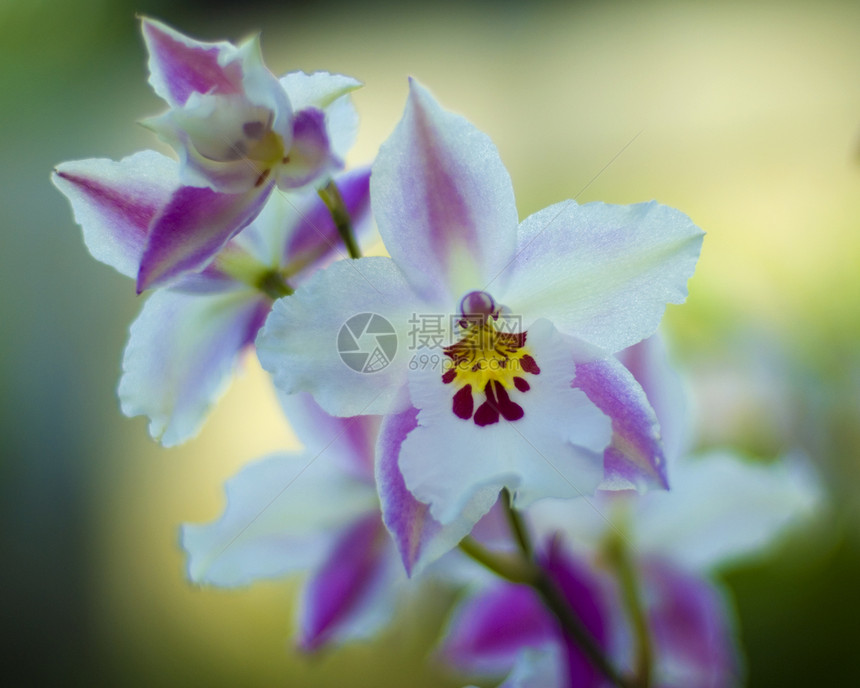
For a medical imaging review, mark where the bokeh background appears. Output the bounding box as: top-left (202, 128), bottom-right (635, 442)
top-left (2, 0), bottom-right (859, 684)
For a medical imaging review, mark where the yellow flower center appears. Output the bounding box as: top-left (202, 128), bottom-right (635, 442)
top-left (442, 313), bottom-right (540, 426)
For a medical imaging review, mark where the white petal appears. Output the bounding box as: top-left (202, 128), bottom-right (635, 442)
top-left (118, 287), bottom-right (267, 446)
top-left (498, 200), bottom-right (703, 354)
top-left (635, 451), bottom-right (821, 570)
top-left (181, 451), bottom-right (378, 586)
top-left (256, 257), bottom-right (432, 416)
top-left (371, 80), bottom-right (519, 302)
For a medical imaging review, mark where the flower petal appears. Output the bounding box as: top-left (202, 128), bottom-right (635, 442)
top-left (376, 406), bottom-right (479, 576)
top-left (52, 151), bottom-right (178, 278)
top-left (298, 513), bottom-right (393, 651)
top-left (277, 391), bottom-right (379, 481)
top-left (401, 319), bottom-right (610, 526)
top-left (616, 334), bottom-right (692, 466)
top-left (370, 79), bottom-right (518, 302)
top-left (540, 538), bottom-right (609, 688)
top-left (141, 17), bottom-right (244, 106)
top-left (279, 71), bottom-right (362, 160)
top-left (118, 287), bottom-right (268, 446)
top-left (641, 558), bottom-right (740, 688)
top-left (181, 451), bottom-right (378, 586)
top-left (440, 582), bottom-right (556, 675)
top-left (573, 354), bottom-right (668, 492)
top-left (256, 256), bottom-right (425, 417)
top-left (136, 181), bottom-right (271, 292)
top-left (634, 451), bottom-right (820, 571)
top-left (276, 108), bottom-right (340, 189)
top-left (499, 200), bottom-right (704, 354)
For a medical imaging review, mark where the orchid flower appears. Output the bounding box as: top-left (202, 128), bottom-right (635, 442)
top-left (446, 336), bottom-right (820, 688)
top-left (181, 392), bottom-right (475, 649)
top-left (257, 80), bottom-right (704, 561)
top-left (53, 151), bottom-right (371, 445)
top-left (55, 18), bottom-right (361, 293)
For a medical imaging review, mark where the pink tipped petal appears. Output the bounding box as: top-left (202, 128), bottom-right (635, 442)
top-left (181, 451), bottom-right (378, 586)
top-left (370, 79), bottom-right (518, 301)
top-left (52, 151), bottom-right (178, 278)
top-left (641, 559), bottom-right (740, 688)
top-left (299, 513), bottom-right (390, 651)
top-left (141, 18), bottom-right (243, 106)
top-left (136, 182), bottom-right (271, 292)
top-left (118, 288), bottom-right (268, 446)
top-left (440, 582), bottom-right (556, 675)
top-left (573, 355), bottom-right (668, 492)
top-left (256, 256), bottom-right (423, 417)
top-left (376, 406), bottom-right (479, 575)
top-left (500, 200), bottom-right (704, 354)
top-left (276, 108), bottom-right (339, 189)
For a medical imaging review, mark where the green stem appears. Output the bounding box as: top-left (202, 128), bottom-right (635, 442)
top-left (318, 179), bottom-right (361, 259)
top-left (606, 532), bottom-right (653, 688)
top-left (458, 536), bottom-right (535, 584)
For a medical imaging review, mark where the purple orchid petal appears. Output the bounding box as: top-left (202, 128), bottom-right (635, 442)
top-left (641, 558), bottom-right (740, 688)
top-left (136, 181), bottom-right (271, 292)
top-left (283, 167), bottom-right (372, 274)
top-left (617, 334), bottom-right (692, 466)
top-left (141, 17), bottom-right (243, 107)
top-left (540, 538), bottom-right (610, 688)
top-left (376, 405), bottom-right (482, 576)
top-left (276, 108), bottom-right (339, 189)
top-left (118, 287), bottom-right (269, 446)
top-left (370, 79), bottom-right (519, 302)
top-left (279, 71), bottom-right (362, 160)
top-left (298, 512), bottom-right (389, 652)
top-left (573, 355), bottom-right (669, 492)
top-left (52, 151), bottom-right (178, 279)
top-left (440, 582), bottom-right (556, 676)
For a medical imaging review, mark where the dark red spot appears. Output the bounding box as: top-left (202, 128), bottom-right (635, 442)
top-left (491, 380), bottom-right (524, 421)
top-left (474, 401), bottom-right (500, 426)
top-left (513, 376), bottom-right (530, 392)
top-left (452, 385), bottom-right (474, 420)
top-left (442, 369), bottom-right (457, 384)
top-left (521, 354), bottom-right (541, 375)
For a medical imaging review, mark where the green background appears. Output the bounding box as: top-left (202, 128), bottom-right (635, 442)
top-left (2, 0), bottom-right (859, 684)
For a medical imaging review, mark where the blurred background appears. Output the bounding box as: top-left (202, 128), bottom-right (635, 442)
top-left (2, 0), bottom-right (859, 684)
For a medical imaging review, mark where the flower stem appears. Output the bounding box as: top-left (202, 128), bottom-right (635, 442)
top-left (318, 179), bottom-right (361, 259)
top-left (458, 536), bottom-right (535, 584)
top-left (606, 531), bottom-right (653, 688)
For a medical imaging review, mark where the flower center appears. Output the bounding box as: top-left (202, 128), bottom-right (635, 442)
top-left (442, 291), bottom-right (541, 426)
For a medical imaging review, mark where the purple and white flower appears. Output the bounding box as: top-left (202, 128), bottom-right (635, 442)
top-left (53, 152), bottom-right (371, 445)
top-left (257, 80), bottom-right (704, 557)
top-left (55, 18), bottom-right (361, 293)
